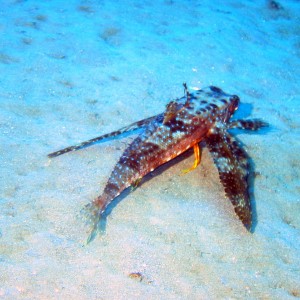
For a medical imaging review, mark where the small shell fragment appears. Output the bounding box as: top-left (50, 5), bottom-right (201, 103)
top-left (128, 272), bottom-right (143, 282)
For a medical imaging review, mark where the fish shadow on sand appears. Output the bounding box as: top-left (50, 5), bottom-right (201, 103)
top-left (94, 120), bottom-right (270, 237)
top-left (96, 148), bottom-right (194, 235)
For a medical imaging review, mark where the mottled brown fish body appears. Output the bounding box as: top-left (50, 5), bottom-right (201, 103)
top-left (95, 122), bottom-right (211, 209)
top-left (93, 87), bottom-right (234, 213)
top-left (48, 85), bottom-right (268, 242)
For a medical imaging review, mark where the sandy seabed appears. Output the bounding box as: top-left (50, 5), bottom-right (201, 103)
top-left (0, 1), bottom-right (300, 299)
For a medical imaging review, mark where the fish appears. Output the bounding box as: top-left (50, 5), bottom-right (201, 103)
top-left (48, 84), bottom-right (268, 243)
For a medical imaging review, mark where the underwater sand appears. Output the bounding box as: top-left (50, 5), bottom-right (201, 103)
top-left (0, 0), bottom-right (300, 299)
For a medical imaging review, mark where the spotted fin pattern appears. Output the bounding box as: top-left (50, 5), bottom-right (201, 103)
top-left (48, 114), bottom-right (163, 158)
top-left (205, 129), bottom-right (252, 228)
top-left (228, 119), bottom-right (269, 131)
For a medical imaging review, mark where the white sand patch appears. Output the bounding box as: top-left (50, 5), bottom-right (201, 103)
top-left (1, 0), bottom-right (299, 299)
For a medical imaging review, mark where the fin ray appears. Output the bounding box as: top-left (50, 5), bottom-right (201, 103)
top-left (182, 144), bottom-right (202, 174)
top-left (205, 129), bottom-right (252, 230)
top-left (228, 119), bottom-right (268, 131)
top-left (80, 202), bottom-right (102, 244)
top-left (48, 113), bottom-right (163, 158)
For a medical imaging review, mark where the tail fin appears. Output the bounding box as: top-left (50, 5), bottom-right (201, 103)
top-left (80, 202), bottom-right (102, 244)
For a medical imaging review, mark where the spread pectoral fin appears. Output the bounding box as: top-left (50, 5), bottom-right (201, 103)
top-left (228, 119), bottom-right (268, 131)
top-left (204, 129), bottom-right (252, 230)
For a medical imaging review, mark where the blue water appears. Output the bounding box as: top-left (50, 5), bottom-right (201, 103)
top-left (0, 1), bottom-right (299, 299)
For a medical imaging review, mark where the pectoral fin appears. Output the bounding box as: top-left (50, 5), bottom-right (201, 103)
top-left (228, 119), bottom-right (268, 131)
top-left (205, 129), bottom-right (252, 230)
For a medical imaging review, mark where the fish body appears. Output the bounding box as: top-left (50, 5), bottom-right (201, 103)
top-left (48, 84), bottom-right (267, 242)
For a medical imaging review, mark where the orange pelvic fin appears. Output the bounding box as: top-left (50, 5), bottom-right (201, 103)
top-left (182, 144), bottom-right (201, 174)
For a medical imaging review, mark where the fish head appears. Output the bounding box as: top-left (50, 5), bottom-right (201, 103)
top-left (161, 85), bottom-right (241, 138)
top-left (190, 86), bottom-right (240, 124)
